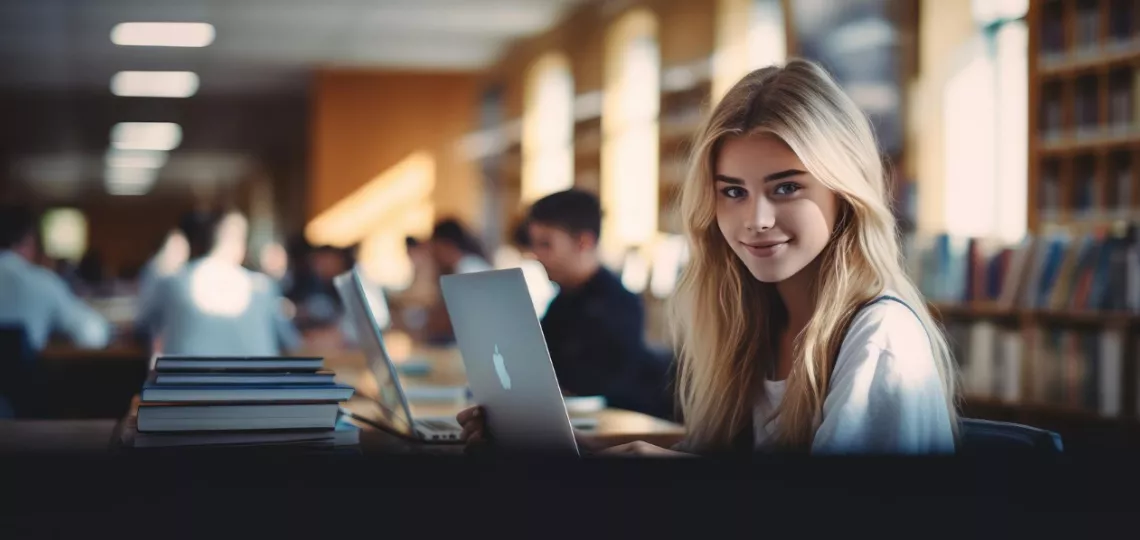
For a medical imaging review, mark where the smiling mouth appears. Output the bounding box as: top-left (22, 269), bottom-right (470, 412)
top-left (741, 240), bottom-right (790, 257)
top-left (742, 240), bottom-right (790, 249)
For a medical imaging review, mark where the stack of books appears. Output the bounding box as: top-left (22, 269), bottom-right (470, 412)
top-left (118, 355), bottom-right (360, 452)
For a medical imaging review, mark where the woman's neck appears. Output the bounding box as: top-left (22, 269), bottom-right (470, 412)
top-left (775, 258), bottom-right (821, 332)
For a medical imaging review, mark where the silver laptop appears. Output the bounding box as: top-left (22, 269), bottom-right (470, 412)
top-left (440, 268), bottom-right (580, 456)
top-left (334, 270), bottom-right (464, 442)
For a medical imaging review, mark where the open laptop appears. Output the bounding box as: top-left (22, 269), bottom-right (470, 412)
top-left (440, 268), bottom-right (581, 456)
top-left (333, 270), bottom-right (464, 442)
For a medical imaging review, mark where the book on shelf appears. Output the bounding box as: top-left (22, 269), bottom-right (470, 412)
top-left (1028, 326), bottom-right (1123, 416)
top-left (1074, 78), bottom-right (1100, 139)
top-left (1074, 4), bottom-right (1100, 56)
top-left (946, 321), bottom-right (1022, 403)
top-left (949, 319), bottom-right (1123, 417)
top-left (1108, 0), bottom-right (1135, 46)
top-left (917, 222), bottom-right (1140, 314)
top-left (1135, 68), bottom-right (1140, 128)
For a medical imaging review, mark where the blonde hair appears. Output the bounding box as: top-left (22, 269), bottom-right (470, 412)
top-left (671, 59), bottom-right (959, 452)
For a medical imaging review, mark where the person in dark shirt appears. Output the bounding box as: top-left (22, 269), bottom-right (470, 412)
top-left (526, 189), bottom-right (673, 419)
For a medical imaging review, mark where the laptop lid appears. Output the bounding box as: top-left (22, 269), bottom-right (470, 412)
top-left (439, 268), bottom-right (578, 456)
top-left (333, 270), bottom-right (416, 438)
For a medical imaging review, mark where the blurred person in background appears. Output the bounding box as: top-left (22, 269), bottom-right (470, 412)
top-left (75, 250), bottom-right (108, 296)
top-left (136, 210), bottom-right (301, 356)
top-left (524, 189), bottom-right (672, 418)
top-left (389, 236), bottom-right (438, 338)
top-left (258, 240), bottom-right (292, 292)
top-left (137, 229), bottom-right (189, 304)
top-left (0, 205), bottom-right (111, 352)
top-left (421, 219), bottom-right (492, 344)
top-left (429, 218), bottom-right (492, 275)
top-left (289, 244), bottom-right (352, 329)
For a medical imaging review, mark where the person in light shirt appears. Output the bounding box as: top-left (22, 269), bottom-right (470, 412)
top-left (458, 60), bottom-right (958, 456)
top-left (428, 218), bottom-right (492, 275)
top-left (136, 210), bottom-right (301, 356)
top-left (0, 206), bottom-right (111, 352)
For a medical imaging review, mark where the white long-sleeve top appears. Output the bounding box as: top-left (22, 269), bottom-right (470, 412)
top-left (753, 293), bottom-right (956, 454)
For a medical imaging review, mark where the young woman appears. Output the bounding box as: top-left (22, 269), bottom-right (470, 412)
top-left (458, 59), bottom-right (959, 455)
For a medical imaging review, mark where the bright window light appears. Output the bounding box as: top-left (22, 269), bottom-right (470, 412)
top-left (111, 71), bottom-right (199, 98)
top-left (104, 148), bottom-right (168, 169)
top-left (111, 122), bottom-right (182, 151)
top-left (522, 53), bottom-right (574, 204)
top-left (111, 22), bottom-right (215, 47)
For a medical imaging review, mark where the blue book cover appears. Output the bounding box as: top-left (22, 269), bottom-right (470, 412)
top-left (1036, 235), bottom-right (1068, 309)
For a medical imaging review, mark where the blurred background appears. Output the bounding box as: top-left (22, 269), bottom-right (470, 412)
top-left (2, 0), bottom-right (1139, 449)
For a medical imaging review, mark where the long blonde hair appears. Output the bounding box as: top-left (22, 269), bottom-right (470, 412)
top-left (671, 59), bottom-right (959, 452)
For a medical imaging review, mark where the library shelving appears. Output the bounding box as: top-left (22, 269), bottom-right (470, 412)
top-left (923, 1), bottom-right (1140, 446)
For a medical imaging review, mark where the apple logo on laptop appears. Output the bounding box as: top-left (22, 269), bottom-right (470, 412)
top-left (492, 344), bottom-right (512, 390)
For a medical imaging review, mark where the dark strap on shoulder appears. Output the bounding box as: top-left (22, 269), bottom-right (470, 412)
top-left (869, 295), bottom-right (923, 326)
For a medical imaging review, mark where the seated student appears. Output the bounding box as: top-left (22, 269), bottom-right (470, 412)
top-left (459, 59), bottom-right (958, 455)
top-left (522, 189), bottom-right (672, 418)
top-left (137, 210), bottom-right (301, 356)
top-left (0, 206), bottom-right (111, 352)
top-left (137, 229), bottom-right (190, 308)
top-left (429, 219), bottom-right (492, 275)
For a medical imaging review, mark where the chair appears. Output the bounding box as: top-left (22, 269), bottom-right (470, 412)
top-left (958, 418), bottom-right (1064, 455)
top-left (0, 325), bottom-right (35, 418)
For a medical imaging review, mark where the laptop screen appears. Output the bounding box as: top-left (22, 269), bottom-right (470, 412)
top-left (333, 270), bottom-right (414, 437)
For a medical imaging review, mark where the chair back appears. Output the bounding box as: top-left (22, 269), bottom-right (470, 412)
top-left (959, 417), bottom-right (1064, 455)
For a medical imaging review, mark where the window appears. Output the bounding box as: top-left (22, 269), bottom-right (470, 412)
top-left (942, 5), bottom-right (1027, 242)
top-left (40, 208), bottom-right (87, 262)
top-left (522, 53), bottom-right (574, 205)
top-left (714, 0), bottom-right (787, 100)
top-left (602, 9), bottom-right (660, 261)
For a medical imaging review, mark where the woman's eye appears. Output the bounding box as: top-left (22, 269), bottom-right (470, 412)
top-left (720, 186), bottom-right (746, 199)
top-left (773, 182), bottom-right (802, 196)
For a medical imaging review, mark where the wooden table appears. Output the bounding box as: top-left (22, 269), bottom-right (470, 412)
top-left (307, 330), bottom-right (686, 451)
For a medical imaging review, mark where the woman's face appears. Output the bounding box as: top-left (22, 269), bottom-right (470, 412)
top-left (714, 133), bottom-right (839, 283)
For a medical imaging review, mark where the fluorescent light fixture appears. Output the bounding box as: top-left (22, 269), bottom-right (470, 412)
top-left (111, 71), bottom-right (199, 98)
top-left (111, 122), bottom-right (182, 151)
top-left (105, 167), bottom-right (157, 186)
top-left (104, 149), bottom-right (168, 169)
top-left (106, 184), bottom-right (151, 196)
top-left (105, 167), bottom-right (158, 196)
top-left (111, 22), bottom-right (215, 47)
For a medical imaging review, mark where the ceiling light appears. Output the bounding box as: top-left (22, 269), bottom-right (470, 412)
top-left (105, 167), bottom-right (158, 186)
top-left (111, 122), bottom-right (182, 151)
top-left (111, 71), bottom-right (199, 98)
top-left (105, 167), bottom-right (157, 196)
top-left (104, 149), bottom-right (168, 169)
top-left (111, 22), bottom-right (215, 47)
top-left (106, 184), bottom-right (152, 196)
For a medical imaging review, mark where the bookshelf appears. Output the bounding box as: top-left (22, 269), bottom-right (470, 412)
top-left (1030, 0), bottom-right (1140, 228)
top-left (917, 0), bottom-right (1140, 444)
top-left (657, 57), bottom-right (713, 236)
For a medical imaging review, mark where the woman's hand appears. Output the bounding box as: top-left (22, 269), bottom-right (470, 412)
top-left (456, 405), bottom-right (486, 444)
top-left (599, 440), bottom-right (694, 457)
